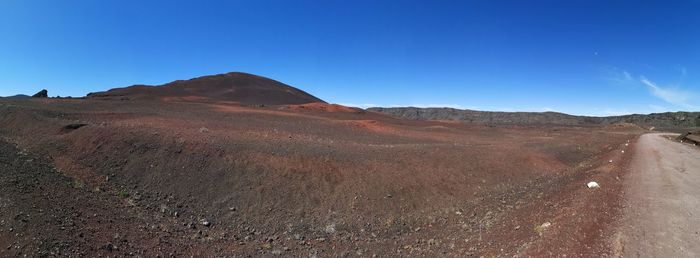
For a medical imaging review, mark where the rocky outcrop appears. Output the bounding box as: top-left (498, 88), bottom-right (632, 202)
top-left (31, 89), bottom-right (48, 98)
top-left (678, 131), bottom-right (700, 144)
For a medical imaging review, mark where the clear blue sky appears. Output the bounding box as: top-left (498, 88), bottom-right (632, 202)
top-left (1, 0), bottom-right (698, 116)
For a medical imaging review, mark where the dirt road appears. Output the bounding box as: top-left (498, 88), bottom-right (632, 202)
top-left (619, 133), bottom-right (700, 257)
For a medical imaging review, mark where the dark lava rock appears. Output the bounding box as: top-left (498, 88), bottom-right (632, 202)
top-left (64, 124), bottom-right (88, 130)
top-left (31, 89), bottom-right (48, 98)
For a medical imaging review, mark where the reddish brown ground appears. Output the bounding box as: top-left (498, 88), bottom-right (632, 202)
top-left (0, 98), bottom-right (643, 257)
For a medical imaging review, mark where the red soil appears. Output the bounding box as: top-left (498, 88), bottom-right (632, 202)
top-left (338, 120), bottom-right (397, 134)
top-left (0, 98), bottom-right (644, 257)
top-left (603, 122), bottom-right (646, 131)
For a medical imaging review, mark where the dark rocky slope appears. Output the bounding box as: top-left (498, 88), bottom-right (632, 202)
top-left (369, 107), bottom-right (700, 128)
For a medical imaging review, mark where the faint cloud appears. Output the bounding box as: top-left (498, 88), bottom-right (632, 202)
top-left (578, 107), bottom-right (639, 117)
top-left (391, 104), bottom-right (474, 109)
top-left (639, 76), bottom-right (694, 108)
top-left (337, 103), bottom-right (379, 109)
top-left (599, 108), bottom-right (633, 116)
top-left (603, 66), bottom-right (634, 85)
top-left (405, 104), bottom-right (468, 109)
top-left (648, 104), bottom-right (670, 113)
top-left (491, 107), bottom-right (517, 112)
top-left (340, 103), bottom-right (474, 110)
top-left (680, 66), bottom-right (688, 76)
top-left (622, 71), bottom-right (632, 81)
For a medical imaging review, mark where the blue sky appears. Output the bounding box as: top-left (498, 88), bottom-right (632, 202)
top-left (0, 0), bottom-right (698, 116)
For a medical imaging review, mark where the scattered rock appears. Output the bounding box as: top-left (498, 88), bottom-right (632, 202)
top-left (101, 243), bottom-right (118, 252)
top-left (293, 233), bottom-right (303, 240)
top-left (324, 223), bottom-right (336, 234)
top-left (159, 204), bottom-right (169, 213)
top-left (199, 127), bottom-right (209, 133)
top-left (587, 181), bottom-right (600, 189)
top-left (534, 222), bottom-right (551, 234)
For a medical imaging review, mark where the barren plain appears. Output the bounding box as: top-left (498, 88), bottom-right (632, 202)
top-left (0, 95), bottom-right (645, 257)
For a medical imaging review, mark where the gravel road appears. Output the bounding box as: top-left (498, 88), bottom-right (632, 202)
top-left (618, 133), bottom-right (700, 257)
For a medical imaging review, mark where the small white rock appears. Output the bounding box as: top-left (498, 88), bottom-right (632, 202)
top-left (587, 181), bottom-right (600, 188)
top-left (324, 224), bottom-right (336, 234)
top-left (609, 160), bottom-right (613, 163)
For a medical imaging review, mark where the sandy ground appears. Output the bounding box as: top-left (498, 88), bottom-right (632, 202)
top-left (618, 133), bottom-right (700, 257)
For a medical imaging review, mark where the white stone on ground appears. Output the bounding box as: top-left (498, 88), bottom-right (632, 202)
top-left (587, 181), bottom-right (600, 188)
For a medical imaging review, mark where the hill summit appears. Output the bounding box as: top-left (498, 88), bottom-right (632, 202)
top-left (87, 72), bottom-right (325, 105)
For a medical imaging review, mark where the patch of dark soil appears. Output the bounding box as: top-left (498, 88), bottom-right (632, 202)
top-left (62, 123), bottom-right (88, 131)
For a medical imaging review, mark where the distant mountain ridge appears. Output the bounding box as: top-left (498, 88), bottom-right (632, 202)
top-left (368, 107), bottom-right (700, 128)
top-left (87, 72), bottom-right (325, 105)
top-left (1, 94), bottom-right (30, 99)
